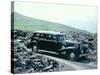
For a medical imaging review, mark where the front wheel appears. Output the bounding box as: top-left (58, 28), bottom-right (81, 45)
top-left (67, 51), bottom-right (79, 61)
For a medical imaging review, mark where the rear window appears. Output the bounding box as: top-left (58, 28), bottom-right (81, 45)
top-left (34, 33), bottom-right (40, 37)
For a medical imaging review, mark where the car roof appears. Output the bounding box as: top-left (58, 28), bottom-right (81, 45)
top-left (35, 31), bottom-right (65, 35)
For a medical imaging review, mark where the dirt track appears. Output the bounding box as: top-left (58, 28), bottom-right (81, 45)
top-left (37, 50), bottom-right (97, 71)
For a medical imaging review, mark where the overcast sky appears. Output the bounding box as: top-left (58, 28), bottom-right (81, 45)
top-left (14, 1), bottom-right (97, 33)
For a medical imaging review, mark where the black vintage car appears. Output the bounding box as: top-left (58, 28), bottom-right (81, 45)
top-left (27, 31), bottom-right (91, 61)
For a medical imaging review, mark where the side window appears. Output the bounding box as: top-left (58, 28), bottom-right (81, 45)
top-left (47, 34), bottom-right (52, 40)
top-left (47, 34), bottom-right (56, 40)
top-left (57, 35), bottom-right (65, 41)
top-left (40, 33), bottom-right (46, 40)
top-left (52, 35), bottom-right (57, 40)
top-left (35, 33), bottom-right (40, 37)
top-left (34, 33), bottom-right (40, 39)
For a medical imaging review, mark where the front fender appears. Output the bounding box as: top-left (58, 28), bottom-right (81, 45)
top-left (59, 46), bottom-right (77, 52)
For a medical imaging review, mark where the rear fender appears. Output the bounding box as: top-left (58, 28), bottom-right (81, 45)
top-left (32, 40), bottom-right (38, 45)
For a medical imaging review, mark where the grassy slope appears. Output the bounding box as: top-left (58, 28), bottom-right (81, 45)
top-left (12, 12), bottom-right (83, 32)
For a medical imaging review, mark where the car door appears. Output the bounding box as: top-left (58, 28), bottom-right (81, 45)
top-left (46, 34), bottom-right (57, 51)
top-left (38, 33), bottom-right (47, 50)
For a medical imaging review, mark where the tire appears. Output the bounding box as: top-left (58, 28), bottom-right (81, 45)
top-left (67, 50), bottom-right (79, 61)
top-left (32, 45), bottom-right (38, 53)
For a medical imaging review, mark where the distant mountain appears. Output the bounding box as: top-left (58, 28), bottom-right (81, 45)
top-left (11, 12), bottom-right (89, 33)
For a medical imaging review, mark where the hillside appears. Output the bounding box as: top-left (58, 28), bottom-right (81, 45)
top-left (11, 12), bottom-right (86, 32)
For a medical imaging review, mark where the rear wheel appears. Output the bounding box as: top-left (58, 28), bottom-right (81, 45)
top-left (32, 45), bottom-right (38, 53)
top-left (67, 51), bottom-right (79, 61)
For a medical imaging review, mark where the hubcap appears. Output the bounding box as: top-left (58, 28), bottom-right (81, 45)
top-left (70, 53), bottom-right (75, 59)
top-left (33, 45), bottom-right (37, 50)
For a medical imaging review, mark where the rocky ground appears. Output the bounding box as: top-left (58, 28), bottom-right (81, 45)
top-left (11, 30), bottom-right (97, 74)
top-left (11, 30), bottom-right (61, 73)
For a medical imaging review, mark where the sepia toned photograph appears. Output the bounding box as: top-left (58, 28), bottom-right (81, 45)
top-left (11, 1), bottom-right (97, 74)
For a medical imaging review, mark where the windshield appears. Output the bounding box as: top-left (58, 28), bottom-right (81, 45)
top-left (57, 35), bottom-right (66, 41)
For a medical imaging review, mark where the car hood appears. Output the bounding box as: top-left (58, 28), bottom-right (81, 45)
top-left (64, 40), bottom-right (79, 44)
